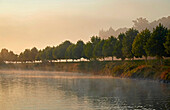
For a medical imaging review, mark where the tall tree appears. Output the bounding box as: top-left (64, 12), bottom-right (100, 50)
top-left (45, 46), bottom-right (54, 62)
top-left (84, 42), bottom-right (93, 60)
top-left (122, 28), bottom-right (139, 59)
top-left (73, 40), bottom-right (84, 60)
top-left (93, 40), bottom-right (105, 60)
top-left (102, 36), bottom-right (117, 61)
top-left (132, 29), bottom-right (151, 64)
top-left (1, 48), bottom-right (9, 61)
top-left (30, 47), bottom-right (38, 62)
top-left (145, 24), bottom-right (168, 65)
top-left (65, 44), bottom-right (75, 61)
top-left (113, 33), bottom-right (125, 61)
top-left (164, 30), bottom-right (170, 54)
top-left (53, 41), bottom-right (72, 61)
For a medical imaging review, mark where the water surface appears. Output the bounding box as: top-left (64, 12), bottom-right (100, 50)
top-left (0, 70), bottom-right (169, 110)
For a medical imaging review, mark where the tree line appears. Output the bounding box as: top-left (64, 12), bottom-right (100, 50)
top-left (0, 24), bottom-right (169, 64)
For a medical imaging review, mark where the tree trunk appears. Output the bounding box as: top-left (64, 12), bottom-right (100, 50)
top-left (112, 56), bottom-right (113, 61)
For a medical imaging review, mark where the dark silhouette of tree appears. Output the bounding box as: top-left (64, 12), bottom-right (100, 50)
top-left (1, 48), bottom-right (9, 61)
top-left (113, 33), bottom-right (125, 61)
top-left (122, 28), bottom-right (139, 59)
top-left (84, 42), bottom-right (93, 60)
top-left (164, 30), bottom-right (170, 54)
top-left (65, 44), bottom-right (75, 61)
top-left (102, 36), bottom-right (117, 61)
top-left (132, 29), bottom-right (151, 64)
top-left (8, 51), bottom-right (18, 62)
top-left (90, 36), bottom-right (101, 46)
top-left (54, 41), bottom-right (72, 61)
top-left (44, 46), bottom-right (54, 62)
top-left (73, 40), bottom-right (84, 60)
top-left (30, 47), bottom-right (38, 62)
top-left (93, 39), bottom-right (105, 60)
top-left (0, 49), bottom-right (18, 62)
top-left (145, 24), bottom-right (168, 65)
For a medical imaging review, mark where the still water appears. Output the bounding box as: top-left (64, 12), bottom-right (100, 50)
top-left (0, 70), bottom-right (169, 110)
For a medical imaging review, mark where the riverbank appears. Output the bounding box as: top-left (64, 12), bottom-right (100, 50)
top-left (0, 59), bottom-right (169, 83)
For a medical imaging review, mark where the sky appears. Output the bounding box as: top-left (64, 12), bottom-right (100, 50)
top-left (0, 0), bottom-right (170, 54)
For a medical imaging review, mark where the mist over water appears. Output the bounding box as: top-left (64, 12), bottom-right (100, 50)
top-left (0, 70), bottom-right (169, 110)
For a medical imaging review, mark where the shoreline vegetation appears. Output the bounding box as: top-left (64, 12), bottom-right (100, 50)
top-left (0, 59), bottom-right (169, 83)
top-left (0, 24), bottom-right (170, 83)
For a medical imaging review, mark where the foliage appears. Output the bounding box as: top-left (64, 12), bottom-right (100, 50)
top-left (164, 30), bottom-right (170, 54)
top-left (102, 36), bottom-right (117, 60)
top-left (122, 28), bottom-right (139, 59)
top-left (132, 29), bottom-right (151, 58)
top-left (113, 33), bottom-right (125, 60)
top-left (73, 40), bottom-right (84, 60)
top-left (145, 24), bottom-right (168, 60)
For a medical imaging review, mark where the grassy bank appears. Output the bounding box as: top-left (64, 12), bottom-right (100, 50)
top-left (0, 59), bottom-right (169, 82)
top-left (79, 60), bottom-right (170, 82)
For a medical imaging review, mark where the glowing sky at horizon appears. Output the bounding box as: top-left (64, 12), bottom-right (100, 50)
top-left (0, 0), bottom-right (170, 54)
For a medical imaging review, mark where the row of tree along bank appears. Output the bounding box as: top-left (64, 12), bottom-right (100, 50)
top-left (0, 24), bottom-right (170, 65)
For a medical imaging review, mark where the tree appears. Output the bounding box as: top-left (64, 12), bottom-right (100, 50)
top-left (52, 46), bottom-right (59, 61)
top-left (164, 30), bottom-right (170, 54)
top-left (73, 40), bottom-right (84, 60)
top-left (44, 46), bottom-right (54, 62)
top-left (84, 42), bottom-right (93, 60)
top-left (90, 36), bottom-right (101, 46)
top-left (30, 47), bottom-right (38, 62)
top-left (53, 41), bottom-right (72, 61)
top-left (19, 49), bottom-right (32, 62)
top-left (132, 29), bottom-right (151, 64)
top-left (1, 48), bottom-right (9, 61)
top-left (145, 24), bottom-right (168, 65)
top-left (102, 36), bottom-right (117, 61)
top-left (93, 40), bottom-right (105, 60)
top-left (8, 51), bottom-right (18, 62)
top-left (65, 44), bottom-right (75, 61)
top-left (122, 28), bottom-right (139, 59)
top-left (113, 33), bottom-right (125, 61)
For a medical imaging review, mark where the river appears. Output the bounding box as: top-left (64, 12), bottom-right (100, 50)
top-left (0, 70), bottom-right (169, 110)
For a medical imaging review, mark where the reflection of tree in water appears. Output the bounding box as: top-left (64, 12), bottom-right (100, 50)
top-left (45, 76), bottom-right (170, 109)
top-left (0, 72), bottom-right (169, 109)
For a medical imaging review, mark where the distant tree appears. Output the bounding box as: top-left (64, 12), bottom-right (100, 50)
top-left (145, 24), bottom-right (168, 65)
top-left (38, 50), bottom-right (46, 62)
top-left (73, 40), bottom-right (84, 60)
top-left (65, 44), bottom-right (75, 61)
top-left (23, 49), bottom-right (32, 61)
top-left (93, 40), bottom-right (105, 60)
top-left (122, 28), bottom-right (139, 59)
top-left (0, 49), bottom-right (18, 62)
top-left (59, 41), bottom-right (72, 60)
top-left (52, 46), bottom-right (59, 61)
top-left (132, 29), bottom-right (151, 64)
top-left (44, 46), bottom-right (54, 62)
top-left (8, 51), bottom-right (18, 62)
top-left (164, 30), bottom-right (170, 54)
top-left (1, 48), bottom-right (9, 61)
top-left (90, 36), bottom-right (101, 46)
top-left (113, 33), bottom-right (125, 61)
top-left (84, 42), bottom-right (93, 60)
top-left (30, 47), bottom-right (38, 62)
top-left (102, 36), bottom-right (117, 61)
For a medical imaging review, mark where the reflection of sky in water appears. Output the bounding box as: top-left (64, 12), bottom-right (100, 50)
top-left (0, 70), bottom-right (169, 110)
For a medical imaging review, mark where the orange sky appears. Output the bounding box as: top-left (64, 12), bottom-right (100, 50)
top-left (0, 0), bottom-right (170, 54)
